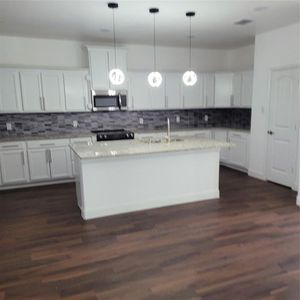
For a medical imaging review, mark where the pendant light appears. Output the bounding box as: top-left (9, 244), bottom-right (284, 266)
top-left (108, 2), bottom-right (125, 86)
top-left (183, 11), bottom-right (197, 86)
top-left (148, 8), bottom-right (162, 88)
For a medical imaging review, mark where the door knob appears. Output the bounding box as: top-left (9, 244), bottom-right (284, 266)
top-left (267, 130), bottom-right (274, 135)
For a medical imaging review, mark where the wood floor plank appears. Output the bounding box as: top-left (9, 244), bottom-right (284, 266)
top-left (0, 167), bottom-right (299, 299)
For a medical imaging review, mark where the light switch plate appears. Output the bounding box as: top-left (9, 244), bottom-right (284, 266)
top-left (204, 115), bottom-right (209, 122)
top-left (175, 115), bottom-right (180, 123)
top-left (73, 120), bottom-right (78, 128)
top-left (139, 118), bottom-right (144, 125)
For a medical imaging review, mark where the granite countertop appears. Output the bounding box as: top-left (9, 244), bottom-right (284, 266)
top-left (71, 137), bottom-right (231, 160)
top-left (0, 133), bottom-right (95, 143)
top-left (134, 127), bottom-right (250, 134)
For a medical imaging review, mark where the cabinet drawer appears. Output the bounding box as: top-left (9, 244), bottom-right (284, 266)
top-left (0, 142), bottom-right (26, 150)
top-left (27, 139), bottom-right (70, 149)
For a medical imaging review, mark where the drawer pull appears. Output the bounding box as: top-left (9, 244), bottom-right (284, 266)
top-left (1, 145), bottom-right (20, 149)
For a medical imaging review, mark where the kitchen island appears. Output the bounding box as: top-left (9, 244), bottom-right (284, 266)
top-left (71, 137), bottom-right (230, 220)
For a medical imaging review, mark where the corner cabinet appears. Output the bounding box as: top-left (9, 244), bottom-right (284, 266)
top-left (87, 46), bottom-right (128, 91)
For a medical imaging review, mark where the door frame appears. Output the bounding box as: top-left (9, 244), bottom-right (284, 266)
top-left (265, 65), bottom-right (300, 189)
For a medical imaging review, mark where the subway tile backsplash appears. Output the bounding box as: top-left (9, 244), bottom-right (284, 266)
top-left (0, 108), bottom-right (251, 138)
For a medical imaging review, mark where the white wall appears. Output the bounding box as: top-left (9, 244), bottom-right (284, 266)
top-left (0, 35), bottom-right (254, 72)
top-left (298, 128), bottom-right (300, 206)
top-left (249, 22), bottom-right (300, 180)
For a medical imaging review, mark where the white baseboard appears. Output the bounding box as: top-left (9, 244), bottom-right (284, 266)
top-left (0, 179), bottom-right (75, 191)
top-left (297, 194), bottom-right (300, 207)
top-left (220, 162), bottom-right (248, 173)
top-left (248, 169), bottom-right (266, 181)
top-left (82, 189), bottom-right (220, 220)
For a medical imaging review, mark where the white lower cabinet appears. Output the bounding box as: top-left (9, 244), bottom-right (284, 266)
top-left (0, 142), bottom-right (29, 185)
top-left (27, 139), bottom-right (72, 183)
top-left (228, 131), bottom-right (249, 169)
top-left (214, 130), bottom-right (230, 163)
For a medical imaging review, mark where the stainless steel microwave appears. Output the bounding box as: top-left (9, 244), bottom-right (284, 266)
top-left (92, 90), bottom-right (127, 112)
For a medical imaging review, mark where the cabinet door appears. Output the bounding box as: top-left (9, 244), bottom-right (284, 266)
top-left (49, 147), bottom-right (72, 179)
top-left (182, 73), bottom-right (204, 108)
top-left (108, 49), bottom-right (128, 90)
top-left (0, 149), bottom-right (29, 184)
top-left (149, 76), bottom-right (166, 110)
top-left (20, 70), bottom-right (43, 112)
top-left (214, 73), bottom-right (233, 108)
top-left (214, 130), bottom-right (230, 163)
top-left (232, 73), bottom-right (242, 107)
top-left (204, 73), bottom-right (215, 108)
top-left (0, 69), bottom-right (23, 113)
top-left (27, 148), bottom-right (51, 181)
top-left (241, 71), bottom-right (253, 107)
top-left (41, 70), bottom-right (65, 112)
top-left (129, 72), bottom-right (151, 110)
top-left (88, 48), bottom-right (110, 91)
top-left (165, 73), bottom-right (182, 109)
top-left (228, 132), bottom-right (248, 168)
top-left (64, 70), bottom-right (89, 112)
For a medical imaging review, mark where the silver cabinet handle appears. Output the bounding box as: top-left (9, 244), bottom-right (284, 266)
top-left (40, 96), bottom-right (44, 110)
top-left (40, 143), bottom-right (56, 147)
top-left (49, 150), bottom-right (52, 164)
top-left (45, 149), bottom-right (49, 163)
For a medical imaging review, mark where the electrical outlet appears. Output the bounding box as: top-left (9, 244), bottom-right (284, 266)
top-left (204, 115), bottom-right (209, 122)
top-left (139, 117), bottom-right (144, 125)
top-left (6, 122), bottom-right (12, 131)
top-left (175, 115), bottom-right (180, 123)
top-left (73, 120), bottom-right (78, 128)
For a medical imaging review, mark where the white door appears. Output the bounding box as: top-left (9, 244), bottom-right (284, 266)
top-left (214, 130), bottom-right (230, 163)
top-left (204, 73), bottom-right (215, 108)
top-left (88, 48), bottom-right (110, 91)
top-left (165, 73), bottom-right (182, 109)
top-left (182, 73), bottom-right (204, 108)
top-left (64, 70), bottom-right (89, 111)
top-left (0, 149), bottom-right (29, 184)
top-left (267, 68), bottom-right (300, 187)
top-left (20, 70), bottom-right (43, 112)
top-left (241, 71), bottom-right (253, 107)
top-left (228, 131), bottom-right (248, 168)
top-left (49, 147), bottom-right (72, 179)
top-left (232, 73), bottom-right (242, 107)
top-left (27, 148), bottom-right (51, 181)
top-left (41, 70), bottom-right (65, 112)
top-left (129, 72), bottom-right (151, 110)
top-left (214, 73), bottom-right (233, 107)
top-left (108, 49), bottom-right (128, 90)
top-left (0, 68), bottom-right (23, 113)
top-left (149, 76), bottom-right (166, 110)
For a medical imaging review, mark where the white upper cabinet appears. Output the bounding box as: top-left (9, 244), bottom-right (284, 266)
top-left (232, 73), bottom-right (242, 107)
top-left (41, 70), bottom-right (65, 112)
top-left (64, 70), bottom-right (90, 111)
top-left (0, 69), bottom-right (23, 113)
top-left (204, 73), bottom-right (215, 108)
top-left (149, 77), bottom-right (166, 110)
top-left (87, 47), bottom-right (128, 91)
top-left (214, 73), bottom-right (233, 108)
top-left (241, 71), bottom-right (253, 107)
top-left (129, 72), bottom-right (151, 110)
top-left (20, 70), bottom-right (43, 112)
top-left (182, 73), bottom-right (204, 109)
top-left (165, 73), bottom-right (182, 109)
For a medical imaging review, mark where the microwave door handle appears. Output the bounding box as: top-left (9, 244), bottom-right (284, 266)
top-left (118, 94), bottom-right (122, 110)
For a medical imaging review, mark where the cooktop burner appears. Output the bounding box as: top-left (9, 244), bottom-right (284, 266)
top-left (91, 129), bottom-right (134, 141)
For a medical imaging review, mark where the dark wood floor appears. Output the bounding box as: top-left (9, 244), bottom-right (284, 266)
top-left (0, 167), bottom-right (299, 300)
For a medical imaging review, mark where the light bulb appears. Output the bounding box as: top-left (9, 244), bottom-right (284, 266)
top-left (109, 68), bottom-right (125, 85)
top-left (182, 71), bottom-right (197, 86)
top-left (148, 72), bottom-right (162, 87)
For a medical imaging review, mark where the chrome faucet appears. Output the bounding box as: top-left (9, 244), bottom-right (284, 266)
top-left (166, 117), bottom-right (171, 142)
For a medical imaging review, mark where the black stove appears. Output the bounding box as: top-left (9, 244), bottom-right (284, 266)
top-left (92, 129), bottom-right (134, 142)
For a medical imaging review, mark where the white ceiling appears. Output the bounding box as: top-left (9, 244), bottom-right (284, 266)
top-left (0, 0), bottom-right (299, 49)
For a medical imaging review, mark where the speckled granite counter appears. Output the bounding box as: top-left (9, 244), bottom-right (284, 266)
top-left (71, 137), bottom-right (231, 160)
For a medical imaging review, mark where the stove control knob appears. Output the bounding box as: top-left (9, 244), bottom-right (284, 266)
top-left (99, 135), bottom-right (103, 139)
top-left (126, 133), bottom-right (129, 138)
top-left (104, 135), bottom-right (107, 139)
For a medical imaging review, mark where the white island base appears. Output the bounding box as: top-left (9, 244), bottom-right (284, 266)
top-left (74, 148), bottom-right (220, 220)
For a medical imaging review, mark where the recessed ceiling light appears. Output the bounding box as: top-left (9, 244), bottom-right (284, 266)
top-left (254, 6), bottom-right (268, 12)
top-left (234, 19), bottom-right (253, 26)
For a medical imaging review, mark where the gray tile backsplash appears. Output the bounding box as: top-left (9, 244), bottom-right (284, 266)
top-left (0, 108), bottom-right (251, 138)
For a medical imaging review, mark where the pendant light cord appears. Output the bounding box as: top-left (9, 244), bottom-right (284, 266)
top-left (153, 13), bottom-right (157, 72)
top-left (189, 16), bottom-right (192, 70)
top-left (112, 8), bottom-right (117, 68)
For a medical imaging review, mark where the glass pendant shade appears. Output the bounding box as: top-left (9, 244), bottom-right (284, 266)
top-left (182, 70), bottom-right (197, 86)
top-left (109, 68), bottom-right (125, 85)
top-left (148, 71), bottom-right (162, 87)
